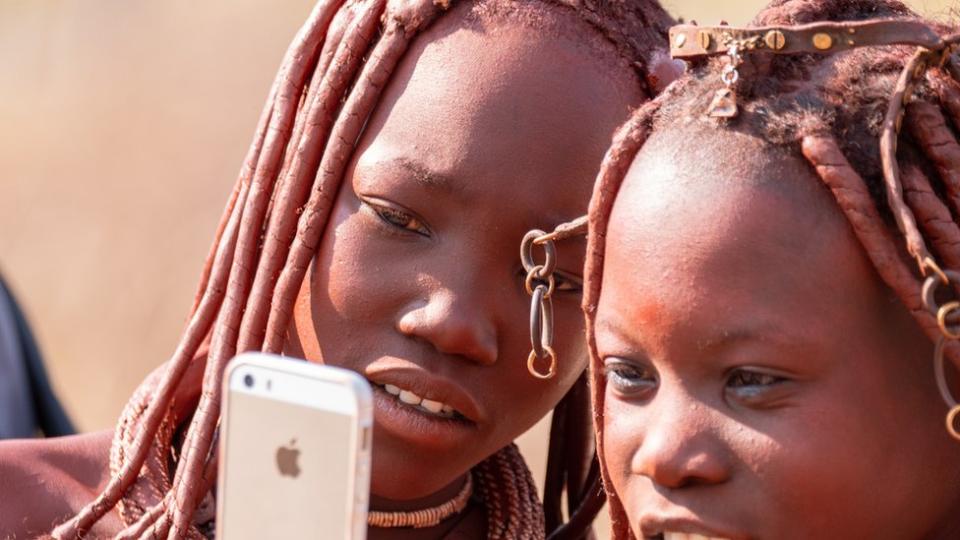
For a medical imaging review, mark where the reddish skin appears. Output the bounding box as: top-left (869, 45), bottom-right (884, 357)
top-left (595, 125), bottom-right (960, 540)
top-left (0, 4), bottom-right (642, 538)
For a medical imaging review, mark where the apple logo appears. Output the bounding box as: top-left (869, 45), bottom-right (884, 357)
top-left (276, 438), bottom-right (301, 478)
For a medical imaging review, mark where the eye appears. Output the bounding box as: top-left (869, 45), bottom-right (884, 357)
top-left (725, 368), bottom-right (789, 402)
top-left (603, 358), bottom-right (657, 398)
top-left (516, 268), bottom-right (583, 294)
top-left (363, 198), bottom-right (430, 237)
top-left (553, 270), bottom-right (583, 293)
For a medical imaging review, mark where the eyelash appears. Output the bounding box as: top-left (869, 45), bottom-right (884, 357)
top-left (517, 269), bottom-right (582, 294)
top-left (724, 368), bottom-right (789, 401)
top-left (602, 361), bottom-right (790, 404)
top-left (603, 359), bottom-right (657, 397)
top-left (726, 369), bottom-right (785, 389)
top-left (364, 200), bottom-right (430, 237)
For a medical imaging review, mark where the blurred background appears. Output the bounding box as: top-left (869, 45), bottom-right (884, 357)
top-left (0, 0), bottom-right (955, 532)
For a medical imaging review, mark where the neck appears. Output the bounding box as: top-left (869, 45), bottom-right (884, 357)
top-left (369, 473), bottom-right (470, 512)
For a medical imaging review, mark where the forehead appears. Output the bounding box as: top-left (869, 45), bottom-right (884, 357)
top-left (596, 124), bottom-right (882, 347)
top-left (350, 1), bottom-right (641, 222)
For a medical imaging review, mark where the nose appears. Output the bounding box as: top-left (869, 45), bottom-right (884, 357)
top-left (630, 398), bottom-right (732, 489)
top-left (396, 287), bottom-right (499, 366)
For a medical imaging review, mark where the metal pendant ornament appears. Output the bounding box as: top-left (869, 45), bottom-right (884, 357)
top-left (708, 43), bottom-right (742, 118)
top-left (521, 229), bottom-right (558, 379)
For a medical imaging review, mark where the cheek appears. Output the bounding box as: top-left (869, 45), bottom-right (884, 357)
top-left (601, 389), bottom-right (641, 499)
top-left (316, 203), bottom-right (411, 322)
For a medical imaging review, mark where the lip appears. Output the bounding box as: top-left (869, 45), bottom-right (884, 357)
top-left (363, 357), bottom-right (485, 451)
top-left (640, 515), bottom-right (745, 540)
top-left (365, 357), bottom-right (484, 423)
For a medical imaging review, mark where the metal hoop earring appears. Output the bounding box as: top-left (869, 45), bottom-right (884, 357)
top-left (947, 405), bottom-right (960, 441)
top-left (527, 346), bottom-right (557, 380)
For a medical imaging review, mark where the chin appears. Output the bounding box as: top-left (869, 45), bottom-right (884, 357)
top-left (369, 450), bottom-right (463, 501)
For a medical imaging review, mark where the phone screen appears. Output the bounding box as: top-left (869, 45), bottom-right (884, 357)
top-left (219, 372), bottom-right (362, 539)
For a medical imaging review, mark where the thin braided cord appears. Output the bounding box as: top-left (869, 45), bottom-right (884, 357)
top-left (544, 373), bottom-right (595, 534)
top-left (583, 97), bottom-right (662, 540)
top-left (908, 102), bottom-right (960, 218)
top-left (474, 444), bottom-right (545, 539)
top-left (562, 375), bottom-right (594, 519)
top-left (879, 49), bottom-right (934, 266)
top-left (131, 450), bottom-right (219, 539)
top-left (932, 70), bottom-right (960, 132)
top-left (543, 389), bottom-right (569, 531)
top-left (547, 460), bottom-right (605, 540)
top-left (900, 163), bottom-right (960, 271)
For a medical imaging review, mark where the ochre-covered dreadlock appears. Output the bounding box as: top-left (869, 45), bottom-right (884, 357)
top-left (50, 0), bottom-right (674, 537)
top-left (583, 1), bottom-right (960, 538)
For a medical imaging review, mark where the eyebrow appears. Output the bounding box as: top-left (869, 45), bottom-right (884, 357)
top-left (695, 323), bottom-right (798, 353)
top-left (594, 317), bottom-right (642, 349)
top-left (361, 156), bottom-right (465, 199)
top-left (595, 316), bottom-right (796, 354)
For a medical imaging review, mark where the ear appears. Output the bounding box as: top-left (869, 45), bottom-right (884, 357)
top-left (644, 49), bottom-right (685, 95)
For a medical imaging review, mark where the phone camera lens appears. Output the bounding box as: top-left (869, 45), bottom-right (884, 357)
top-left (243, 374), bottom-right (255, 388)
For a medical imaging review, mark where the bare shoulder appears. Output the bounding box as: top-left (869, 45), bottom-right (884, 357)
top-left (0, 430), bottom-right (123, 538)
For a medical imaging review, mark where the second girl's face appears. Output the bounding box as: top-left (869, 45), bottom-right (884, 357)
top-left (595, 125), bottom-right (960, 539)
top-left (287, 4), bottom-right (642, 500)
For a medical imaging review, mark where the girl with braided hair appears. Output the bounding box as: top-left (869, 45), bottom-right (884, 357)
top-left (583, 0), bottom-right (960, 538)
top-left (0, 0), bottom-right (677, 537)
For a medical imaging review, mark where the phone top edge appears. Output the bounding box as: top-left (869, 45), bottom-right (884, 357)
top-left (225, 352), bottom-right (373, 420)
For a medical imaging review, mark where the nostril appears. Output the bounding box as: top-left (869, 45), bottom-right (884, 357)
top-left (395, 297), bottom-right (498, 366)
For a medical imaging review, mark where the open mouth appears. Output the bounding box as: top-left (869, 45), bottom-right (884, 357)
top-left (371, 381), bottom-right (467, 421)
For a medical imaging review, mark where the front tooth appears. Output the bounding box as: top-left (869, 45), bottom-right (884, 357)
top-left (441, 404), bottom-right (454, 414)
top-left (421, 399), bottom-right (444, 414)
top-left (399, 390), bottom-right (422, 405)
top-left (384, 384), bottom-right (401, 396)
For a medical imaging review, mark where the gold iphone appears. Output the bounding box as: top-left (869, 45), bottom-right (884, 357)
top-left (216, 353), bottom-right (373, 539)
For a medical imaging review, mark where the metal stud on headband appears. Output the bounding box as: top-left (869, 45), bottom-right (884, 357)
top-left (520, 216), bottom-right (587, 380)
top-left (669, 19), bottom-right (944, 119)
